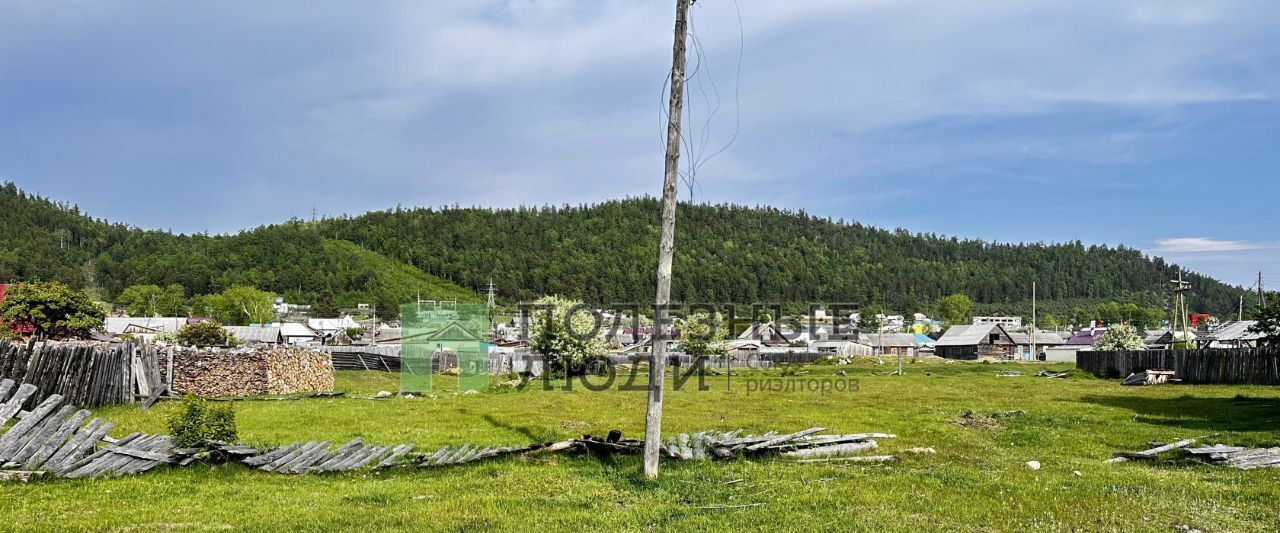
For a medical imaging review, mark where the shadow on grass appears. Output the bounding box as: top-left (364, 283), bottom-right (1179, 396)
top-left (479, 413), bottom-right (553, 443)
top-left (1079, 393), bottom-right (1280, 433)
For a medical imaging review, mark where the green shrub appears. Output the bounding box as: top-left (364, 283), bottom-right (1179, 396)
top-left (175, 321), bottom-right (233, 346)
top-left (167, 395), bottom-right (238, 448)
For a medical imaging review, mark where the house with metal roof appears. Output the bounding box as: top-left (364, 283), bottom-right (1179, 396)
top-left (1042, 328), bottom-right (1107, 362)
top-left (934, 324), bottom-right (1016, 360)
top-left (1206, 321), bottom-right (1262, 348)
top-left (1005, 330), bottom-right (1066, 359)
top-left (736, 322), bottom-right (795, 347)
top-left (856, 333), bottom-right (920, 356)
top-left (223, 326), bottom-right (284, 345)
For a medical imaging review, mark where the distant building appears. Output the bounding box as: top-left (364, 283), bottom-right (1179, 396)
top-left (934, 324), bottom-right (1016, 360)
top-left (973, 316), bottom-right (1022, 328)
top-left (1007, 330), bottom-right (1066, 359)
top-left (1043, 329), bottom-right (1107, 363)
top-left (856, 333), bottom-right (920, 356)
top-left (1205, 321), bottom-right (1261, 348)
top-left (308, 315), bottom-right (360, 335)
top-left (223, 325), bottom-right (284, 345)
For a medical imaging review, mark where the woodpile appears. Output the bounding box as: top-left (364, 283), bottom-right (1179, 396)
top-left (167, 346), bottom-right (333, 397)
top-left (265, 348), bottom-right (334, 395)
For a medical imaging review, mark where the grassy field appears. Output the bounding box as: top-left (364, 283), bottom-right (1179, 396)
top-left (2, 360), bottom-right (1279, 532)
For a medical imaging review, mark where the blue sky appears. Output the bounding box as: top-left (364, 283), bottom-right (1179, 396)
top-left (2, 0), bottom-right (1277, 287)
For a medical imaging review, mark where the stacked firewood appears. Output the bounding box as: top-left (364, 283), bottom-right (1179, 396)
top-left (265, 348), bottom-right (334, 395)
top-left (170, 348), bottom-right (270, 397)
top-left (169, 346), bottom-right (333, 397)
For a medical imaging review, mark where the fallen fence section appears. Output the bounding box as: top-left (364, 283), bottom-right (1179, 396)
top-left (1107, 438), bottom-right (1280, 470)
top-left (1077, 348), bottom-right (1280, 385)
top-left (1, 378), bottom-right (897, 481)
top-left (0, 378), bottom-right (123, 476)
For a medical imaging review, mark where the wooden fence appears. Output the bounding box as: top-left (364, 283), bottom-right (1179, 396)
top-left (1077, 348), bottom-right (1280, 385)
top-left (0, 341), bottom-right (136, 407)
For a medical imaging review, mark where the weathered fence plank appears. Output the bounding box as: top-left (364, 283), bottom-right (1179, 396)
top-left (1077, 348), bottom-right (1279, 385)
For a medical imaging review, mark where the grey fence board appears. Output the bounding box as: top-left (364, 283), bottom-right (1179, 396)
top-left (1077, 348), bottom-right (1280, 385)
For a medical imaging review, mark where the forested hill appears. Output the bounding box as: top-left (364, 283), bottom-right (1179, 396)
top-left (0, 183), bottom-right (477, 314)
top-left (0, 182), bottom-right (1247, 317)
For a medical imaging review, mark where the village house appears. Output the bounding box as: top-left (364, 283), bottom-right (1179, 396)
top-left (1007, 330), bottom-right (1066, 359)
top-left (856, 332), bottom-right (920, 356)
top-left (972, 316), bottom-right (1022, 328)
top-left (1143, 329), bottom-right (1198, 350)
top-left (1042, 328), bottom-right (1107, 362)
top-left (1205, 321), bottom-right (1262, 348)
top-left (934, 324), bottom-right (1016, 360)
top-left (223, 325), bottom-right (284, 345)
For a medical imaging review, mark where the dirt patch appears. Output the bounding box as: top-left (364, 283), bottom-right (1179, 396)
top-left (955, 409), bottom-right (1025, 430)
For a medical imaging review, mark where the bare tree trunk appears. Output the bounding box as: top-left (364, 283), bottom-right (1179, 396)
top-left (644, 0), bottom-right (691, 480)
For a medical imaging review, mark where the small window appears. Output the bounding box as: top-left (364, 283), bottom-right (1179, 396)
top-left (989, 334), bottom-right (999, 343)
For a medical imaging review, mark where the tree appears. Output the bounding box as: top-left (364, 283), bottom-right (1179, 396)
top-left (1248, 304), bottom-right (1280, 347)
top-left (1071, 307), bottom-right (1091, 329)
top-left (189, 294), bottom-right (225, 319)
top-left (1097, 324), bottom-right (1145, 350)
top-left (679, 312), bottom-right (727, 359)
top-left (935, 294), bottom-right (973, 325)
top-left (527, 295), bottom-right (605, 374)
top-left (858, 304), bottom-right (886, 331)
top-left (191, 286), bottom-right (275, 326)
top-left (1040, 314), bottom-right (1062, 331)
top-left (175, 321), bottom-right (234, 346)
top-left (117, 284), bottom-right (187, 317)
top-left (0, 281), bottom-right (105, 339)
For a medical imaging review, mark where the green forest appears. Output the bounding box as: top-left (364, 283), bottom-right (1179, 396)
top-left (0, 182), bottom-right (1253, 321)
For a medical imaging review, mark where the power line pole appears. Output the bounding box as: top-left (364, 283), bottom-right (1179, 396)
top-left (1260, 271), bottom-right (1267, 308)
top-left (1171, 270), bottom-right (1191, 346)
top-left (644, 0), bottom-right (691, 480)
top-left (1030, 281), bottom-right (1037, 361)
top-left (487, 278), bottom-right (497, 336)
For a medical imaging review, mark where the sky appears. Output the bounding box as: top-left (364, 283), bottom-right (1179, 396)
top-left (1, 0), bottom-right (1278, 287)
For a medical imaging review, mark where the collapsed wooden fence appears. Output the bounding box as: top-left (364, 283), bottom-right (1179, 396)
top-left (1, 375), bottom-right (899, 481)
top-left (1077, 347), bottom-right (1280, 385)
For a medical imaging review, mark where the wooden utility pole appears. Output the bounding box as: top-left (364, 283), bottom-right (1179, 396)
top-left (1030, 281), bottom-right (1037, 361)
top-left (1260, 271), bottom-right (1267, 308)
top-left (644, 0), bottom-right (691, 480)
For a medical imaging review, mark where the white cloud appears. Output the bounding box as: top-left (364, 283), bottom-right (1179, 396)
top-left (1154, 237), bottom-right (1268, 253)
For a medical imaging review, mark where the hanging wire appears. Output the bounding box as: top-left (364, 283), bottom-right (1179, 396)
top-left (655, 0), bottom-right (745, 203)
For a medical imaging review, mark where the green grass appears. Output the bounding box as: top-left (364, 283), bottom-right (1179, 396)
top-left (3, 361), bottom-right (1279, 532)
